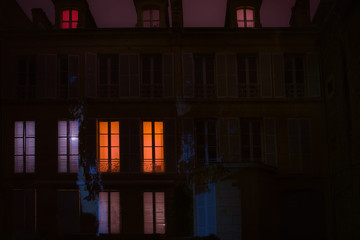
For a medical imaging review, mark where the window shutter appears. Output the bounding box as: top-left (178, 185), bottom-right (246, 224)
top-left (3, 55), bottom-right (15, 99)
top-left (306, 52), bottom-right (321, 97)
top-left (129, 54), bottom-right (140, 97)
top-left (129, 119), bottom-right (140, 172)
top-left (272, 53), bottom-right (285, 97)
top-left (181, 118), bottom-right (195, 170)
top-left (57, 191), bottom-right (80, 233)
top-left (85, 52), bottom-right (97, 98)
top-left (68, 55), bottom-right (80, 99)
top-left (216, 54), bottom-right (227, 97)
top-left (227, 54), bottom-right (237, 97)
top-left (163, 53), bottom-right (174, 97)
top-left (288, 119), bottom-right (301, 171)
top-left (260, 53), bottom-right (272, 97)
top-left (164, 118), bottom-right (177, 172)
top-left (228, 118), bottom-right (240, 162)
top-left (264, 118), bottom-right (277, 166)
top-left (36, 54), bottom-right (46, 98)
top-left (43, 54), bottom-right (57, 99)
top-left (85, 117), bottom-right (97, 169)
top-left (119, 55), bottom-right (129, 97)
top-left (218, 118), bottom-right (229, 162)
top-left (120, 119), bottom-right (130, 172)
top-left (182, 53), bottom-right (194, 98)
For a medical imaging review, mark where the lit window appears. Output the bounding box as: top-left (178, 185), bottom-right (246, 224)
top-left (98, 121), bottom-right (120, 173)
top-left (143, 121), bottom-right (164, 173)
top-left (144, 192), bottom-right (165, 234)
top-left (14, 121), bottom-right (35, 173)
top-left (237, 8), bottom-right (254, 28)
top-left (99, 191), bottom-right (121, 234)
top-left (285, 55), bottom-right (305, 97)
top-left (58, 121), bottom-right (79, 173)
top-left (238, 55), bottom-right (259, 97)
top-left (141, 55), bottom-right (162, 97)
top-left (143, 9), bottom-right (160, 27)
top-left (194, 54), bottom-right (215, 98)
top-left (61, 9), bottom-right (78, 29)
top-left (196, 120), bottom-right (217, 167)
top-left (240, 119), bottom-right (262, 162)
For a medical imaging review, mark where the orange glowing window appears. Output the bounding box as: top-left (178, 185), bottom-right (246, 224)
top-left (143, 121), bottom-right (164, 173)
top-left (237, 8), bottom-right (254, 28)
top-left (98, 121), bottom-right (120, 173)
top-left (61, 9), bottom-right (78, 29)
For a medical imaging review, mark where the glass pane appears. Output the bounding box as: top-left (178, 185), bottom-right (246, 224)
top-left (144, 147), bottom-right (153, 160)
top-left (155, 192), bottom-right (165, 234)
top-left (143, 135), bottom-right (152, 147)
top-left (58, 155), bottom-right (67, 173)
top-left (143, 160), bottom-right (153, 173)
top-left (15, 122), bottom-right (24, 137)
top-left (26, 138), bottom-right (35, 155)
top-left (154, 135), bottom-right (163, 147)
top-left (99, 122), bottom-right (108, 134)
top-left (71, 22), bottom-right (78, 29)
top-left (69, 121), bottom-right (78, 136)
top-left (154, 122), bottom-right (163, 134)
top-left (26, 156), bottom-right (35, 173)
top-left (143, 21), bottom-right (151, 28)
top-left (15, 156), bottom-right (23, 173)
top-left (143, 10), bottom-right (150, 20)
top-left (246, 9), bottom-right (254, 20)
top-left (99, 160), bottom-right (109, 172)
top-left (111, 147), bottom-right (119, 160)
top-left (58, 121), bottom-right (67, 137)
top-left (69, 156), bottom-right (79, 173)
top-left (69, 137), bottom-right (79, 154)
top-left (111, 122), bottom-right (119, 134)
top-left (100, 135), bottom-right (108, 147)
top-left (144, 192), bottom-right (154, 234)
top-left (62, 22), bottom-right (69, 29)
top-left (237, 21), bottom-right (245, 28)
top-left (110, 192), bottom-right (120, 233)
top-left (100, 147), bottom-right (108, 160)
top-left (152, 9), bottom-right (160, 20)
top-left (15, 138), bottom-right (24, 155)
top-left (111, 135), bottom-right (119, 147)
top-left (247, 21), bottom-right (255, 28)
top-left (143, 122), bottom-right (152, 134)
top-left (237, 9), bottom-right (244, 20)
top-left (155, 147), bottom-right (164, 160)
top-left (26, 121), bottom-right (35, 137)
top-left (99, 192), bottom-right (109, 234)
top-left (58, 138), bottom-right (67, 155)
top-left (152, 21), bottom-right (160, 27)
top-left (155, 160), bottom-right (164, 173)
top-left (62, 10), bottom-right (70, 21)
top-left (111, 160), bottom-right (120, 172)
top-left (72, 10), bottom-right (78, 21)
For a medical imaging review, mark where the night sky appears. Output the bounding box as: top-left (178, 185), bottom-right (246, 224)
top-left (17, 0), bottom-right (321, 27)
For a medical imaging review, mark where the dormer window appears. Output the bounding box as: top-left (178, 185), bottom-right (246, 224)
top-left (61, 9), bottom-right (78, 29)
top-left (143, 8), bottom-right (160, 27)
top-left (237, 8), bottom-right (254, 28)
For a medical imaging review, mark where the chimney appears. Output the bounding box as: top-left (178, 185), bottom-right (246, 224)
top-left (170, 0), bottom-right (183, 28)
top-left (32, 8), bottom-right (52, 29)
top-left (290, 0), bottom-right (311, 27)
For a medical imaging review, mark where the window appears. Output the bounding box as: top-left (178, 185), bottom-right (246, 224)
top-left (237, 8), bottom-right (255, 28)
top-left (195, 184), bottom-right (216, 237)
top-left (284, 55), bottom-right (305, 97)
top-left (59, 55), bottom-right (80, 98)
top-left (14, 121), bottom-right (35, 173)
top-left (288, 119), bottom-right (311, 171)
top-left (238, 55), bottom-right (259, 97)
top-left (98, 55), bottom-right (119, 98)
top-left (99, 191), bottom-right (121, 234)
top-left (12, 189), bottom-right (36, 233)
top-left (61, 9), bottom-right (78, 29)
top-left (17, 57), bottom-right (36, 99)
top-left (240, 119), bottom-right (262, 162)
top-left (196, 120), bottom-right (217, 167)
top-left (143, 8), bottom-right (160, 27)
top-left (141, 54), bottom-right (162, 97)
top-left (143, 121), bottom-right (164, 173)
top-left (98, 121), bottom-right (120, 173)
top-left (58, 121), bottom-right (79, 173)
top-left (194, 54), bottom-right (215, 98)
top-left (57, 190), bottom-right (80, 233)
top-left (143, 192), bottom-right (165, 234)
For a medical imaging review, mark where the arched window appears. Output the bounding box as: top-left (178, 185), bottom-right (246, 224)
top-left (237, 8), bottom-right (254, 28)
top-left (61, 9), bottom-right (79, 29)
top-left (143, 8), bottom-right (160, 27)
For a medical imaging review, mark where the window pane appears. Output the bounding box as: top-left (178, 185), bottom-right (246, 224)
top-left (100, 147), bottom-right (108, 160)
top-left (62, 22), bottom-right (69, 29)
top-left (111, 135), bottom-right (119, 147)
top-left (111, 122), bottom-right (119, 134)
top-left (69, 121), bottom-right (78, 137)
top-left (237, 9), bottom-right (244, 20)
top-left (155, 192), bottom-right (165, 234)
top-left (58, 155), bottom-right (67, 173)
top-left (143, 122), bottom-right (152, 134)
top-left (69, 156), bottom-right (79, 173)
top-left (58, 138), bottom-right (67, 155)
top-left (152, 9), bottom-right (160, 20)
top-left (143, 160), bottom-right (153, 173)
top-left (26, 121), bottom-right (35, 137)
top-left (26, 138), bottom-right (35, 155)
top-left (155, 147), bottom-right (164, 160)
top-left (143, 135), bottom-right (152, 147)
top-left (72, 10), bottom-right (78, 21)
top-left (154, 122), bottom-right (163, 134)
top-left (237, 21), bottom-right (245, 28)
top-left (26, 156), bottom-right (35, 173)
top-left (247, 21), bottom-right (255, 28)
top-left (110, 192), bottom-right (120, 233)
top-left (71, 22), bottom-right (78, 29)
top-left (246, 9), bottom-right (254, 20)
top-left (99, 192), bottom-right (109, 234)
top-left (144, 192), bottom-right (154, 234)
top-left (143, 10), bottom-right (150, 20)
top-left (15, 122), bottom-right (24, 137)
top-left (99, 122), bottom-right (108, 134)
top-left (154, 135), bottom-right (163, 147)
top-left (143, 21), bottom-right (151, 28)
top-left (15, 138), bottom-right (24, 155)
top-left (62, 10), bottom-right (70, 21)
top-left (100, 160), bottom-right (109, 172)
top-left (100, 135), bottom-right (108, 147)
top-left (69, 137), bottom-right (78, 155)
top-left (111, 159), bottom-right (120, 172)
top-left (144, 147), bottom-right (153, 160)
top-left (58, 121), bottom-right (67, 137)
top-left (111, 147), bottom-right (119, 160)
top-left (155, 160), bottom-right (164, 173)
top-left (15, 156), bottom-right (23, 173)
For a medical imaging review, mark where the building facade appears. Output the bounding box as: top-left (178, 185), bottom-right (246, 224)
top-left (0, 0), bottom-right (359, 239)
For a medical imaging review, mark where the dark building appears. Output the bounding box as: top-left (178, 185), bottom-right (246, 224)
top-left (0, 0), bottom-right (359, 239)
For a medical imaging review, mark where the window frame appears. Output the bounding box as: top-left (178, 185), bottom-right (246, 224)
top-left (195, 119), bottom-right (218, 167)
top-left (16, 56), bottom-right (36, 99)
top-left (98, 54), bottom-right (120, 98)
top-left (142, 7), bottom-right (160, 28)
top-left (97, 120), bottom-right (120, 173)
top-left (194, 54), bottom-right (215, 98)
top-left (237, 54), bottom-right (259, 97)
top-left (284, 54), bottom-right (306, 97)
top-left (98, 191), bottom-right (121, 234)
top-left (142, 120), bottom-right (165, 173)
top-left (239, 118), bottom-right (264, 162)
top-left (14, 121), bottom-right (35, 173)
top-left (141, 54), bottom-right (163, 98)
top-left (61, 8), bottom-right (79, 29)
top-left (58, 120), bottom-right (79, 173)
top-left (236, 7), bottom-right (255, 28)
top-left (143, 191), bottom-right (166, 234)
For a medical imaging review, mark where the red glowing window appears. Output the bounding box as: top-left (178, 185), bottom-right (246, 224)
top-left (237, 8), bottom-right (254, 28)
top-left (61, 9), bottom-right (78, 29)
top-left (143, 9), bottom-right (160, 27)
top-left (98, 121), bottom-right (120, 173)
top-left (143, 121), bottom-right (164, 173)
